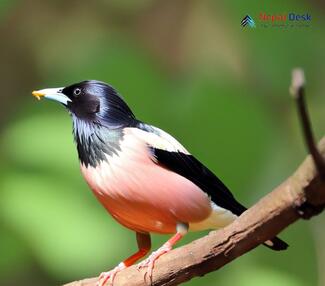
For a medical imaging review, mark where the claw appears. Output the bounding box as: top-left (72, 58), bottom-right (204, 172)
top-left (137, 243), bottom-right (172, 282)
top-left (97, 262), bottom-right (126, 286)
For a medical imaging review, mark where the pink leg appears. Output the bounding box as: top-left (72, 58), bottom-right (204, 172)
top-left (97, 232), bottom-right (151, 286)
top-left (137, 223), bottom-right (188, 282)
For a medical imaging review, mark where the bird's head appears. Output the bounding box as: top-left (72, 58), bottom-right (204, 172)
top-left (32, 80), bottom-right (136, 128)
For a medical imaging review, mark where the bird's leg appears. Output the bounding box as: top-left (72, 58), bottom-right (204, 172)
top-left (98, 232), bottom-right (151, 286)
top-left (137, 222), bottom-right (189, 282)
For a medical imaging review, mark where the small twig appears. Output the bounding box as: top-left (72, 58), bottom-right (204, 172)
top-left (290, 68), bottom-right (325, 179)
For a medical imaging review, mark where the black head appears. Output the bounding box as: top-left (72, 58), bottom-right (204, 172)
top-left (32, 80), bottom-right (136, 128)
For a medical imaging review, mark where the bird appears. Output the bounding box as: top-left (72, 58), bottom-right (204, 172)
top-left (32, 80), bottom-right (288, 285)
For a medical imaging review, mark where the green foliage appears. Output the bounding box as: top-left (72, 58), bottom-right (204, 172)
top-left (0, 1), bottom-right (324, 285)
top-left (1, 112), bottom-right (135, 279)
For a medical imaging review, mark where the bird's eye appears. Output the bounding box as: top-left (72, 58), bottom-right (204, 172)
top-left (74, 88), bottom-right (81, 96)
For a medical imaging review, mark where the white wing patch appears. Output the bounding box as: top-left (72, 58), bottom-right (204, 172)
top-left (127, 125), bottom-right (190, 154)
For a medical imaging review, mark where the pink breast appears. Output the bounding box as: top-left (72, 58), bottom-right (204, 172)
top-left (80, 128), bottom-right (212, 234)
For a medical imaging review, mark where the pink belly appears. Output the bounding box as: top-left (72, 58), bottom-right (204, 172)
top-left (80, 129), bottom-right (212, 234)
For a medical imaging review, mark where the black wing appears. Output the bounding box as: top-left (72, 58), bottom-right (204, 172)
top-left (151, 148), bottom-right (247, 216)
top-left (136, 123), bottom-right (288, 250)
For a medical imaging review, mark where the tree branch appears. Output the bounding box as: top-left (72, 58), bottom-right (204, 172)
top-left (64, 69), bottom-right (325, 286)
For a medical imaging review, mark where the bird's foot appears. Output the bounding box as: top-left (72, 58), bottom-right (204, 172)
top-left (97, 262), bottom-right (126, 286)
top-left (137, 243), bottom-right (172, 282)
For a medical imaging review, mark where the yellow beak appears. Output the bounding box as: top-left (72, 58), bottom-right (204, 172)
top-left (32, 90), bottom-right (45, 100)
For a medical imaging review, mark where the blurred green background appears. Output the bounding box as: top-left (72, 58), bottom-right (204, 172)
top-left (0, 0), bottom-right (325, 285)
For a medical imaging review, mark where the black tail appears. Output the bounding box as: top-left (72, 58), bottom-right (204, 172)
top-left (263, 236), bottom-right (288, 251)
